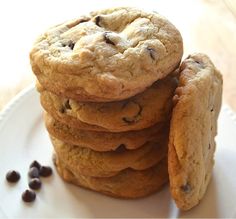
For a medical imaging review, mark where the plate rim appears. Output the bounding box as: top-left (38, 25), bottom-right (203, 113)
top-left (0, 84), bottom-right (35, 126)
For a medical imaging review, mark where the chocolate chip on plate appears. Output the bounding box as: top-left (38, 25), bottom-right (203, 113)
top-left (29, 160), bottom-right (41, 170)
top-left (6, 170), bottom-right (20, 183)
top-left (39, 166), bottom-right (53, 177)
top-left (28, 167), bottom-right (39, 178)
top-left (29, 178), bottom-right (42, 190)
top-left (22, 189), bottom-right (36, 203)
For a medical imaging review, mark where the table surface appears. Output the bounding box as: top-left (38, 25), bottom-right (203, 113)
top-left (0, 0), bottom-right (235, 111)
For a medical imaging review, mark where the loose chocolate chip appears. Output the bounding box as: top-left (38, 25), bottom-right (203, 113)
top-left (6, 170), bottom-right (20, 183)
top-left (29, 160), bottom-right (41, 170)
top-left (95, 16), bottom-right (101, 26)
top-left (147, 47), bottom-right (156, 60)
top-left (22, 189), bottom-right (36, 203)
top-left (180, 183), bottom-right (191, 193)
top-left (115, 144), bottom-right (126, 153)
top-left (104, 32), bottom-right (115, 45)
top-left (211, 108), bottom-right (214, 112)
top-left (68, 41), bottom-right (75, 50)
top-left (29, 178), bottom-right (42, 190)
top-left (39, 166), bottom-right (53, 177)
top-left (28, 167), bottom-right (39, 178)
top-left (64, 100), bottom-right (71, 110)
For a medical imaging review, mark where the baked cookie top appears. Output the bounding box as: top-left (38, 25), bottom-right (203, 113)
top-left (168, 53), bottom-right (223, 210)
top-left (30, 7), bottom-right (183, 101)
top-left (40, 75), bottom-right (177, 132)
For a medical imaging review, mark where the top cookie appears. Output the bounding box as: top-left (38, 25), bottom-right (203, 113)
top-left (30, 7), bottom-right (183, 102)
top-left (168, 53), bottom-right (223, 210)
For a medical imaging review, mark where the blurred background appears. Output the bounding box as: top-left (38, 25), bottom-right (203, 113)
top-left (0, 0), bottom-right (235, 111)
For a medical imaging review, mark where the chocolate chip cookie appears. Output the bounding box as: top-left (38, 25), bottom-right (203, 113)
top-left (40, 76), bottom-right (176, 132)
top-left (168, 53), bottom-right (223, 210)
top-left (45, 113), bottom-right (168, 152)
top-left (51, 134), bottom-right (167, 177)
top-left (30, 7), bottom-right (183, 102)
top-left (54, 155), bottom-right (168, 198)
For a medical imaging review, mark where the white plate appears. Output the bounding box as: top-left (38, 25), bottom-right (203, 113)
top-left (0, 85), bottom-right (236, 218)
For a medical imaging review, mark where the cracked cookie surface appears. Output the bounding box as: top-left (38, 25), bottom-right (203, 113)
top-left (51, 134), bottom-right (168, 177)
top-left (54, 155), bottom-right (168, 198)
top-left (40, 75), bottom-right (176, 132)
top-left (45, 113), bottom-right (168, 152)
top-left (30, 7), bottom-right (183, 102)
top-left (168, 53), bottom-right (223, 210)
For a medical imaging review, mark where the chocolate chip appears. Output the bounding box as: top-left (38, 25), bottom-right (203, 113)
top-left (29, 160), bottom-right (41, 170)
top-left (180, 183), bottom-right (191, 193)
top-left (122, 102), bottom-right (142, 124)
top-left (28, 167), bottom-right (39, 178)
top-left (211, 108), bottom-right (214, 112)
top-left (29, 178), bottom-right (42, 190)
top-left (208, 144), bottom-right (211, 149)
top-left (78, 19), bottom-right (90, 24)
top-left (147, 47), bottom-right (156, 60)
top-left (59, 106), bottom-right (65, 114)
top-left (195, 60), bottom-right (205, 68)
top-left (115, 144), bottom-right (126, 153)
top-left (64, 100), bottom-right (71, 110)
top-left (95, 16), bottom-right (101, 26)
top-left (62, 41), bottom-right (75, 50)
top-left (22, 189), bottom-right (36, 203)
top-left (104, 32), bottom-right (115, 45)
top-left (122, 117), bottom-right (136, 124)
top-left (39, 166), bottom-right (53, 177)
top-left (6, 170), bottom-right (20, 183)
top-left (68, 41), bottom-right (75, 50)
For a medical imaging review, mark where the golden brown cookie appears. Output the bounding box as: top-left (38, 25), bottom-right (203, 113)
top-left (45, 113), bottom-right (168, 152)
top-left (168, 53), bottom-right (223, 210)
top-left (30, 7), bottom-right (183, 102)
top-left (51, 135), bottom-right (167, 177)
top-left (54, 155), bottom-right (168, 198)
top-left (40, 76), bottom-right (177, 132)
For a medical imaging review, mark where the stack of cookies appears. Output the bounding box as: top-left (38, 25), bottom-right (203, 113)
top-left (30, 7), bottom-right (223, 210)
top-left (30, 7), bottom-right (183, 199)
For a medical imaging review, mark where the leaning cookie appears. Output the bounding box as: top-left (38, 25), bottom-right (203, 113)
top-left (168, 53), bottom-right (223, 210)
top-left (54, 156), bottom-right (168, 199)
top-left (40, 75), bottom-right (176, 132)
top-left (51, 135), bottom-right (167, 177)
top-left (45, 113), bottom-right (168, 152)
top-left (30, 7), bottom-right (183, 102)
